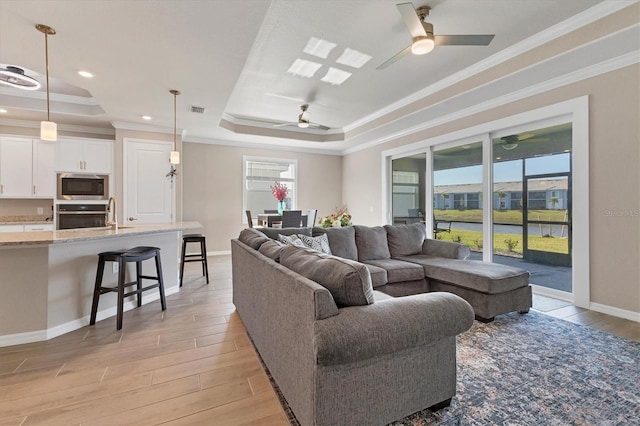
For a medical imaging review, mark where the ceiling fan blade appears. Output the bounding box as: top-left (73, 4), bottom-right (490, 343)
top-left (377, 44), bottom-right (412, 70)
top-left (273, 123), bottom-right (297, 128)
top-left (435, 34), bottom-right (495, 46)
top-left (396, 2), bottom-right (426, 39)
top-left (309, 122), bottom-right (330, 131)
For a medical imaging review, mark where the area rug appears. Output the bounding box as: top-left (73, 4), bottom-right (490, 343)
top-left (262, 311), bottom-right (640, 425)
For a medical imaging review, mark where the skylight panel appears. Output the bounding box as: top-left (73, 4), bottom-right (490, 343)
top-left (321, 67), bottom-right (352, 85)
top-left (287, 59), bottom-right (322, 78)
top-left (303, 37), bottom-right (337, 59)
top-left (336, 48), bottom-right (372, 69)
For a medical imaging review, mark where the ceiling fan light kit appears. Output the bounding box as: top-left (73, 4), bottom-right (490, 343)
top-left (411, 35), bottom-right (435, 55)
top-left (36, 23), bottom-right (57, 141)
top-left (0, 66), bottom-right (41, 90)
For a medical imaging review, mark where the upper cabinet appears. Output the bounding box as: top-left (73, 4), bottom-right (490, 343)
top-left (55, 140), bottom-right (113, 174)
top-left (0, 137), bottom-right (55, 198)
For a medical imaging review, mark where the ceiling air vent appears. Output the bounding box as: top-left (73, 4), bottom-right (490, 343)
top-left (189, 105), bottom-right (206, 114)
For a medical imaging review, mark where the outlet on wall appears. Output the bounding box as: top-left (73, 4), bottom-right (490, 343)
top-left (37, 207), bottom-right (44, 215)
top-left (112, 262), bottom-right (119, 274)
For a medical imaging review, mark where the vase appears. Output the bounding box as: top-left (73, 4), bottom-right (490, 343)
top-left (277, 200), bottom-right (286, 215)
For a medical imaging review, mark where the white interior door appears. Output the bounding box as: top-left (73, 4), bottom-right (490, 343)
top-left (125, 140), bottom-right (174, 224)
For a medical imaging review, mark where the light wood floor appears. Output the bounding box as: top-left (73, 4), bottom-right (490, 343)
top-left (1, 255), bottom-right (637, 426)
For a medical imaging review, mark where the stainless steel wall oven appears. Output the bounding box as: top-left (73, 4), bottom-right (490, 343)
top-left (56, 204), bottom-right (107, 230)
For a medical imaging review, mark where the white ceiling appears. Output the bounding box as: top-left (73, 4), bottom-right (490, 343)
top-left (0, 0), bottom-right (622, 152)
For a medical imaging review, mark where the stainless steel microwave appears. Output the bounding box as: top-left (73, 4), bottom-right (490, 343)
top-left (57, 173), bottom-right (109, 200)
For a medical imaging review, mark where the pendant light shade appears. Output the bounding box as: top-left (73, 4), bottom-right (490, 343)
top-left (36, 24), bottom-right (57, 141)
top-left (170, 150), bottom-right (180, 165)
top-left (40, 120), bottom-right (57, 141)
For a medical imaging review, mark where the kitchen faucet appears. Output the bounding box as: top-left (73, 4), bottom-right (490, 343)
top-left (106, 196), bottom-right (118, 230)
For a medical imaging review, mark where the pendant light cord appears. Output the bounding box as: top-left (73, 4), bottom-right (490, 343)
top-left (45, 31), bottom-right (50, 121)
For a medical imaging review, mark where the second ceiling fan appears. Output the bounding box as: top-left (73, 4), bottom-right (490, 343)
top-left (378, 2), bottom-right (495, 70)
top-left (273, 104), bottom-right (329, 130)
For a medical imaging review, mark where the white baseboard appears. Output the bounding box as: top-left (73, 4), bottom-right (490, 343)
top-left (0, 285), bottom-right (180, 348)
top-left (589, 302), bottom-right (640, 323)
top-left (207, 250), bottom-right (231, 256)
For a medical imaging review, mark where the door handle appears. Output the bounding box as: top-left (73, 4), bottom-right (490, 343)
top-left (128, 217), bottom-right (138, 221)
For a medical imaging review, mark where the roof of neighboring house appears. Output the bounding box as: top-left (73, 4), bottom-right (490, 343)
top-left (434, 178), bottom-right (568, 195)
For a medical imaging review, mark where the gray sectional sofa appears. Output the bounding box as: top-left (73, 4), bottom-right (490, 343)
top-left (231, 223), bottom-right (531, 426)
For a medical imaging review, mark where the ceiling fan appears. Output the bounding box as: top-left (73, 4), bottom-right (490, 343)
top-left (273, 104), bottom-right (329, 130)
top-left (377, 3), bottom-right (495, 70)
top-left (499, 133), bottom-right (550, 150)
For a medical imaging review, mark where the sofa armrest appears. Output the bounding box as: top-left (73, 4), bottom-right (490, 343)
top-left (313, 292), bottom-right (474, 366)
top-left (422, 239), bottom-right (470, 259)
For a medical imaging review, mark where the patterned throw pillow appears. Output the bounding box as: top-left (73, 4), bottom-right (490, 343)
top-left (298, 233), bottom-right (332, 255)
top-left (278, 234), bottom-right (306, 248)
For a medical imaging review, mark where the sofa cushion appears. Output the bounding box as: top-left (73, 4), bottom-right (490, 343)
top-left (312, 227), bottom-right (358, 260)
top-left (280, 245), bottom-right (374, 307)
top-left (384, 223), bottom-right (426, 257)
top-left (363, 259), bottom-right (425, 283)
top-left (402, 257), bottom-right (529, 294)
top-left (261, 227), bottom-right (312, 240)
top-left (363, 263), bottom-right (388, 288)
top-left (298, 233), bottom-right (332, 255)
top-left (238, 228), bottom-right (269, 250)
top-left (354, 225), bottom-right (391, 261)
top-left (258, 239), bottom-right (285, 261)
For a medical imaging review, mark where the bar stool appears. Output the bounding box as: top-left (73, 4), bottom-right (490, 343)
top-left (90, 246), bottom-right (167, 330)
top-left (180, 234), bottom-right (209, 287)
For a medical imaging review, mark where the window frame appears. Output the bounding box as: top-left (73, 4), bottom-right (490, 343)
top-left (242, 155), bottom-right (298, 224)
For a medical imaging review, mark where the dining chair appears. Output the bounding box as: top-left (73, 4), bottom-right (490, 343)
top-left (264, 210), bottom-right (278, 214)
top-left (282, 210), bottom-right (302, 228)
top-left (304, 209), bottom-right (317, 227)
top-left (245, 210), bottom-right (254, 228)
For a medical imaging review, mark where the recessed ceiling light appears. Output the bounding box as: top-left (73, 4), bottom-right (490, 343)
top-left (0, 108), bottom-right (7, 113)
top-left (78, 70), bottom-right (94, 78)
top-left (303, 37), bottom-right (336, 59)
top-left (141, 115), bottom-right (152, 120)
top-left (321, 67), bottom-right (351, 85)
top-left (336, 48), bottom-right (372, 69)
top-left (287, 59), bottom-right (322, 78)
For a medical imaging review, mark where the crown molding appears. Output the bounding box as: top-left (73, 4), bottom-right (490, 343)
top-left (110, 120), bottom-right (185, 136)
top-left (184, 135), bottom-right (343, 156)
top-left (0, 117), bottom-right (115, 136)
top-left (0, 87), bottom-right (99, 105)
top-left (342, 50), bottom-right (639, 155)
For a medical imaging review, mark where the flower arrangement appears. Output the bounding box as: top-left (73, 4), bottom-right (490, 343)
top-left (319, 205), bottom-right (352, 228)
top-left (271, 181), bottom-right (288, 201)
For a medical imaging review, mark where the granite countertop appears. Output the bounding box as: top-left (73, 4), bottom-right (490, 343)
top-left (0, 215), bottom-right (53, 225)
top-left (0, 222), bottom-right (203, 246)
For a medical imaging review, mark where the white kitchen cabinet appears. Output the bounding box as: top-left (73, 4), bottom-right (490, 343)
top-left (0, 136), bottom-right (55, 198)
top-left (0, 137), bottom-right (33, 197)
top-left (24, 223), bottom-right (54, 232)
top-left (54, 139), bottom-right (112, 173)
top-left (0, 224), bottom-right (25, 233)
top-left (33, 140), bottom-right (55, 197)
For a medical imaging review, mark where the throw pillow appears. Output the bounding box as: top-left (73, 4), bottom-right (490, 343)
top-left (354, 225), bottom-right (391, 261)
top-left (279, 245), bottom-right (374, 307)
top-left (258, 239), bottom-right (285, 262)
top-left (278, 234), bottom-right (307, 248)
top-left (298, 233), bottom-right (332, 255)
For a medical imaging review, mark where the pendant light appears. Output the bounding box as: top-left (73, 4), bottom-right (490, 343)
top-left (36, 24), bottom-right (57, 141)
top-left (166, 89), bottom-right (180, 179)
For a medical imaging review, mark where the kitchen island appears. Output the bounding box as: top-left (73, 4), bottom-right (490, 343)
top-left (0, 222), bottom-right (202, 346)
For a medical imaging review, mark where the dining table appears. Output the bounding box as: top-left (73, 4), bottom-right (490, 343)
top-left (257, 213), bottom-right (308, 228)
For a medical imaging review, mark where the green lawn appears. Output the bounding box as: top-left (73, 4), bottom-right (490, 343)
top-left (436, 228), bottom-right (569, 255)
top-left (434, 208), bottom-right (567, 224)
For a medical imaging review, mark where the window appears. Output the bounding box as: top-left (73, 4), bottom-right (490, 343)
top-left (243, 156), bottom-right (297, 222)
top-left (392, 170), bottom-right (420, 218)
